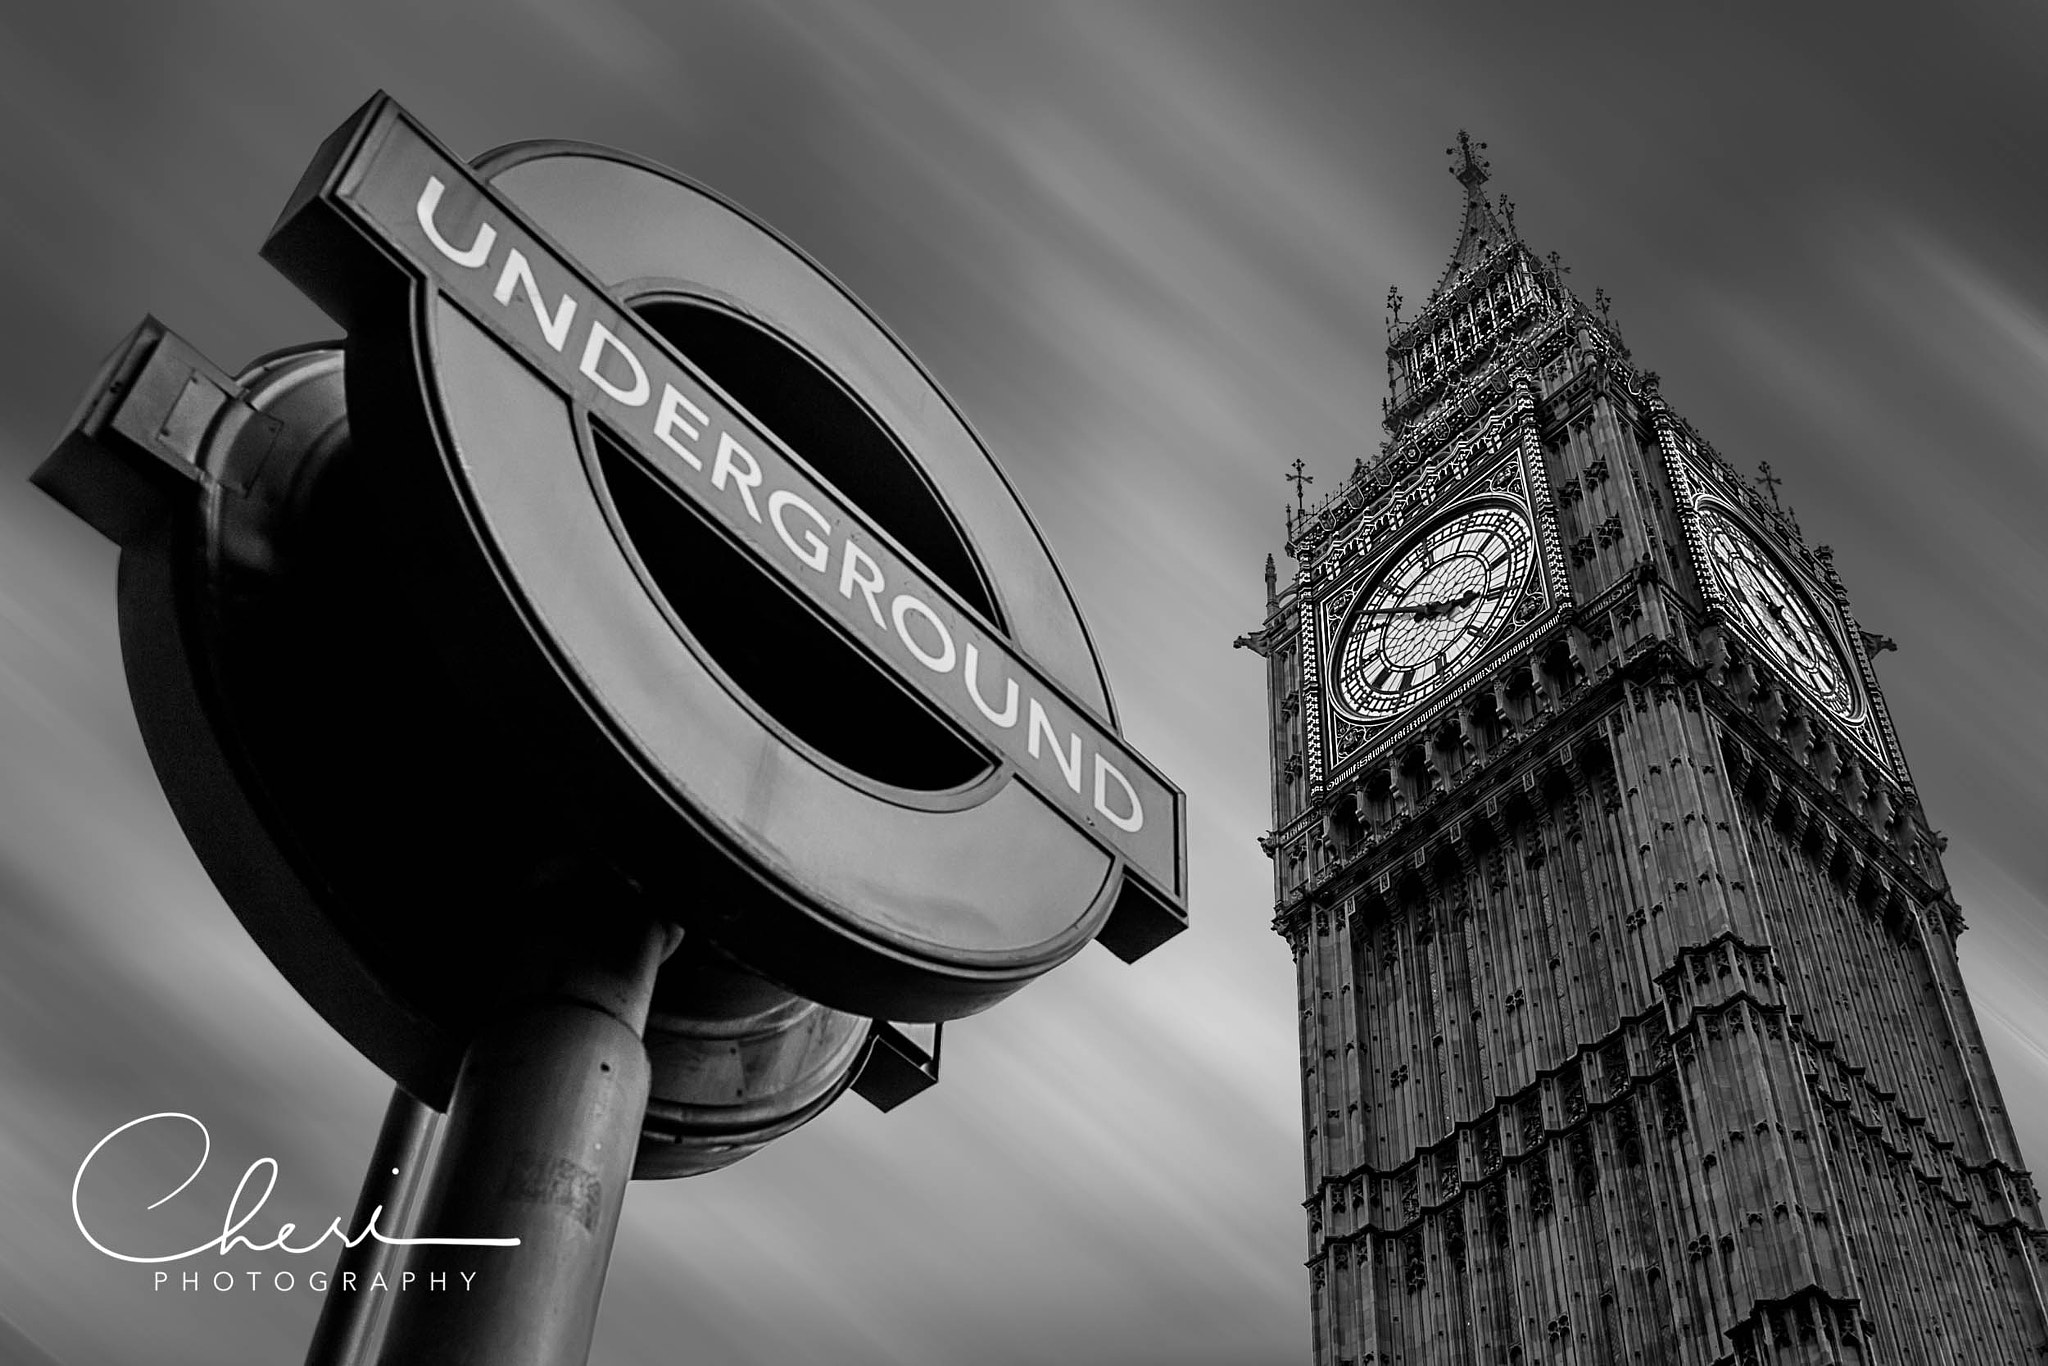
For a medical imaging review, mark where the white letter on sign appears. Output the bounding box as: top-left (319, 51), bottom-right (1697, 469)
top-left (492, 249), bottom-right (577, 352)
top-left (837, 542), bottom-right (887, 629)
top-left (768, 490), bottom-right (830, 572)
top-left (1027, 699), bottom-right (1083, 794)
top-left (1093, 755), bottom-right (1144, 833)
top-left (710, 434), bottom-right (764, 522)
top-left (654, 385), bottom-right (708, 468)
top-left (580, 322), bottom-right (650, 406)
top-left (890, 594), bottom-right (956, 673)
top-left (416, 177), bottom-right (496, 268)
top-left (962, 643), bottom-right (1018, 728)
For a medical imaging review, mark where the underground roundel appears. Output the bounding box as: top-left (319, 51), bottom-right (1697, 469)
top-left (1333, 502), bottom-right (1535, 723)
top-left (241, 94), bottom-right (1188, 1022)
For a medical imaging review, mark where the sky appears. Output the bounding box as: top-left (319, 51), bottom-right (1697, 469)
top-left (4, 3), bottom-right (2048, 1363)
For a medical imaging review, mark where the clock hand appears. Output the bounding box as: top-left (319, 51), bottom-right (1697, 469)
top-left (1414, 591), bottom-right (1479, 620)
top-left (1351, 600), bottom-right (1458, 622)
top-left (1352, 584), bottom-right (1510, 621)
top-left (1416, 585), bottom-right (1511, 618)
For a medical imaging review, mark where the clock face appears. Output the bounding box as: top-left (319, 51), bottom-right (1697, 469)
top-left (1697, 507), bottom-right (1858, 719)
top-left (1333, 504), bottom-right (1536, 722)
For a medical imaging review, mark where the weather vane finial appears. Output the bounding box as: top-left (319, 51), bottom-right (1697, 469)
top-left (1755, 461), bottom-right (1784, 511)
top-left (1285, 457), bottom-right (1315, 513)
top-left (1448, 130), bottom-right (1490, 188)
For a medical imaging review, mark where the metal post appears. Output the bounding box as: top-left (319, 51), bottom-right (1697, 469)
top-left (304, 1087), bottom-right (439, 1366)
top-left (374, 910), bottom-right (679, 1366)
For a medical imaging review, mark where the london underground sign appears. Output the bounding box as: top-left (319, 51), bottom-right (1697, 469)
top-left (264, 98), bottom-right (1184, 971)
top-left (38, 92), bottom-right (1187, 1363)
top-left (319, 161), bottom-right (1169, 861)
top-left (40, 88), bottom-right (1184, 1105)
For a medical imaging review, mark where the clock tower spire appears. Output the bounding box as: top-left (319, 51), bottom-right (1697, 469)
top-left (1440, 130), bottom-right (1507, 286)
top-left (1243, 138), bottom-right (2048, 1366)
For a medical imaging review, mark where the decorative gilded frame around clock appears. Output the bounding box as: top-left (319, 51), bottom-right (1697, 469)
top-left (1327, 499), bottom-right (1539, 722)
top-left (1310, 448), bottom-right (1566, 782)
top-left (1659, 426), bottom-right (1898, 780)
top-left (1691, 500), bottom-right (1861, 722)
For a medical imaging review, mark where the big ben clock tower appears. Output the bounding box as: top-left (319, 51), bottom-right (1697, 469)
top-left (1241, 134), bottom-right (2048, 1365)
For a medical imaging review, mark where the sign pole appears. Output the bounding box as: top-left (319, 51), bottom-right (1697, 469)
top-left (302, 1088), bottom-right (439, 1366)
top-left (374, 900), bottom-right (680, 1366)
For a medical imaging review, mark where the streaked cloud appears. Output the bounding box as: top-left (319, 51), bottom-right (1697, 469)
top-left (1, 3), bottom-right (2046, 1364)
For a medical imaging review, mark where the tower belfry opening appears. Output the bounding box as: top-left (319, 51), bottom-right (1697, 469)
top-left (1240, 135), bottom-right (2048, 1366)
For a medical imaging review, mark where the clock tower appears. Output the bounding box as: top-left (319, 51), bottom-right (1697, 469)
top-left (1241, 134), bottom-right (2048, 1365)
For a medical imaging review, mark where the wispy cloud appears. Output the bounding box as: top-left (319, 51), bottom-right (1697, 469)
top-left (4, 3), bottom-right (2048, 1363)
